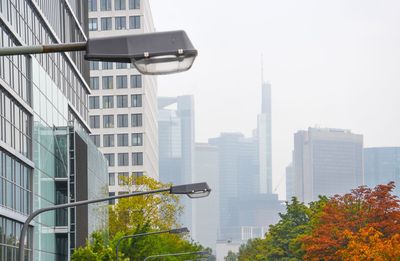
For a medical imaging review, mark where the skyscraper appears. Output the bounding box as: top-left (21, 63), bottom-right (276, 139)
top-left (0, 1), bottom-right (108, 260)
top-left (285, 163), bottom-right (295, 201)
top-left (158, 95), bottom-right (195, 231)
top-left (293, 128), bottom-right (363, 203)
top-left (257, 81), bottom-right (272, 194)
top-left (88, 0), bottom-right (159, 196)
top-left (364, 147), bottom-right (400, 196)
top-left (192, 143), bottom-right (219, 251)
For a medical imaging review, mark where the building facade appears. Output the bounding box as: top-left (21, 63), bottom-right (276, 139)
top-left (257, 81), bottom-right (272, 194)
top-left (87, 0), bottom-right (159, 197)
top-left (285, 163), bottom-right (295, 201)
top-left (0, 1), bottom-right (108, 260)
top-left (192, 143), bottom-right (219, 251)
top-left (293, 128), bottom-right (363, 203)
top-left (158, 95), bottom-right (194, 231)
top-left (364, 147), bottom-right (400, 196)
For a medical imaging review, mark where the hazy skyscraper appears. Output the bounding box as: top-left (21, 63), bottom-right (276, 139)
top-left (286, 163), bottom-right (295, 201)
top-left (158, 95), bottom-right (195, 231)
top-left (293, 128), bottom-right (363, 203)
top-left (364, 147), bottom-right (400, 195)
top-left (192, 143), bottom-right (219, 251)
top-left (88, 0), bottom-right (159, 197)
top-left (257, 81), bottom-right (272, 194)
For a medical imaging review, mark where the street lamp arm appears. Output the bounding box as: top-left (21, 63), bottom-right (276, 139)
top-left (143, 251), bottom-right (210, 261)
top-left (0, 42), bottom-right (86, 56)
top-left (18, 187), bottom-right (170, 261)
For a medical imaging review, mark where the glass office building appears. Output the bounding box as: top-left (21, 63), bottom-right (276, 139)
top-left (0, 1), bottom-right (108, 260)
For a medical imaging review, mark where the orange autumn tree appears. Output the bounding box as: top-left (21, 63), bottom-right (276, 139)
top-left (301, 182), bottom-right (400, 260)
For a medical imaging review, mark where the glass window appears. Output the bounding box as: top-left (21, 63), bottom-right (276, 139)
top-left (103, 134), bottom-right (115, 147)
top-left (108, 173), bottom-right (115, 186)
top-left (131, 75), bottom-right (142, 88)
top-left (129, 16), bottom-right (141, 29)
top-left (90, 61), bottom-right (99, 70)
top-left (131, 113), bottom-right (142, 127)
top-left (129, 0), bottom-right (140, 9)
top-left (101, 17), bottom-right (112, 30)
top-left (100, 0), bottom-right (112, 11)
top-left (132, 152), bottom-right (143, 166)
top-left (90, 115), bottom-right (100, 128)
top-left (115, 0), bottom-right (126, 10)
top-left (118, 172), bottom-right (129, 185)
top-left (104, 154), bottom-right (115, 167)
top-left (102, 76), bottom-right (113, 89)
top-left (89, 18), bottom-right (98, 31)
top-left (131, 133), bottom-right (143, 146)
top-left (103, 96), bottom-right (114, 108)
top-left (117, 134), bottom-right (129, 146)
top-left (117, 114), bottom-right (128, 127)
top-left (117, 95), bottom-right (128, 108)
top-left (133, 171), bottom-right (143, 178)
top-left (118, 153), bottom-right (129, 166)
top-left (102, 62), bottom-right (113, 70)
top-left (90, 135), bottom-right (100, 147)
top-left (103, 115), bottom-right (114, 128)
top-left (90, 77), bottom-right (99, 90)
top-left (116, 76), bottom-right (127, 89)
top-left (116, 63), bottom-right (128, 69)
top-left (115, 17), bottom-right (126, 30)
top-left (89, 96), bottom-right (100, 109)
top-left (89, 0), bottom-right (98, 11)
top-left (109, 192), bottom-right (115, 205)
top-left (131, 94), bottom-right (142, 107)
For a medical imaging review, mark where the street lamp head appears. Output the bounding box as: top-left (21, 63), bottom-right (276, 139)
top-left (85, 30), bottom-right (197, 75)
top-left (169, 227), bottom-right (190, 234)
top-left (170, 182), bottom-right (211, 199)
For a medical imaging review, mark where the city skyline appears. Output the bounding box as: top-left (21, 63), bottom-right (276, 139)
top-left (150, 0), bottom-right (400, 199)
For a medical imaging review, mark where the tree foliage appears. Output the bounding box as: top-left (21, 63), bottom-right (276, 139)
top-left (301, 182), bottom-right (400, 260)
top-left (72, 176), bottom-right (206, 260)
top-left (235, 182), bottom-right (400, 260)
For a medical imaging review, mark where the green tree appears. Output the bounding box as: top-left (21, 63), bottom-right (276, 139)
top-left (225, 250), bottom-right (238, 261)
top-left (72, 176), bottom-right (206, 260)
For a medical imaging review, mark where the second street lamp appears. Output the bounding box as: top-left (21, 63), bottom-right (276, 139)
top-left (115, 227), bottom-right (190, 260)
top-left (0, 30), bottom-right (197, 75)
top-left (18, 182), bottom-right (210, 261)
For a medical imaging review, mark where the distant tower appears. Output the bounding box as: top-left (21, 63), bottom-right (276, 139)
top-left (257, 58), bottom-right (273, 194)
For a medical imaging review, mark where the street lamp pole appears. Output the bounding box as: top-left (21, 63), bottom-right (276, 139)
top-left (143, 250), bottom-right (210, 261)
top-left (18, 182), bottom-right (211, 261)
top-left (115, 227), bottom-right (189, 261)
top-left (0, 42), bottom-right (86, 56)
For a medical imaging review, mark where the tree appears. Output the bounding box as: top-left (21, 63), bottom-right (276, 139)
top-left (72, 176), bottom-right (206, 260)
top-left (301, 182), bottom-right (400, 260)
top-left (108, 175), bottom-right (182, 237)
top-left (225, 250), bottom-right (238, 261)
top-left (236, 238), bottom-right (268, 261)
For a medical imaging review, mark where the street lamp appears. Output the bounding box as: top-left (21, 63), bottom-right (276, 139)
top-left (0, 30), bottom-right (197, 75)
top-left (18, 182), bottom-right (210, 261)
top-left (115, 227), bottom-right (189, 260)
top-left (143, 250), bottom-right (211, 261)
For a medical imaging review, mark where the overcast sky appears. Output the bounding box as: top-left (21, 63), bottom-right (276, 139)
top-left (150, 0), bottom-right (400, 198)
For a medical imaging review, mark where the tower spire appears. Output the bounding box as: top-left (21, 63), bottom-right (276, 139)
top-left (261, 53), bottom-right (264, 84)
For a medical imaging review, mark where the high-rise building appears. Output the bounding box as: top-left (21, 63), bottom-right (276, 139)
top-left (158, 95), bottom-right (194, 231)
top-left (209, 133), bottom-right (260, 240)
top-left (192, 143), bottom-right (219, 251)
top-left (0, 1), bottom-right (108, 260)
top-left (293, 128), bottom-right (363, 203)
top-left (364, 147), bottom-right (400, 196)
top-left (88, 0), bottom-right (159, 196)
top-left (285, 163), bottom-right (295, 201)
top-left (257, 81), bottom-right (272, 194)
